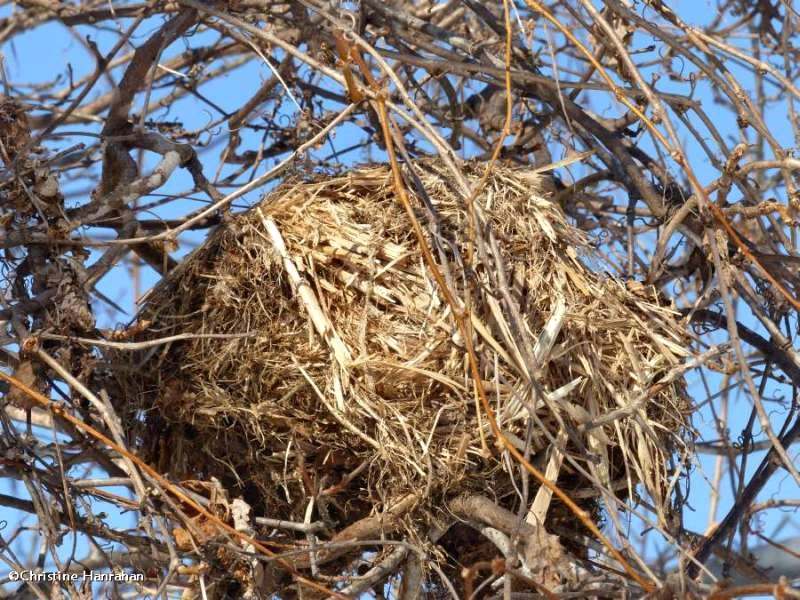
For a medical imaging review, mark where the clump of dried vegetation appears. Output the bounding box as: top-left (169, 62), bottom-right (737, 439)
top-left (116, 161), bottom-right (691, 594)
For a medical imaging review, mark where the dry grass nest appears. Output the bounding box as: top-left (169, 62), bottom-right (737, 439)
top-left (117, 161), bottom-right (692, 571)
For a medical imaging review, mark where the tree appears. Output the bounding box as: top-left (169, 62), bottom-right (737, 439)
top-left (1, 0), bottom-right (799, 598)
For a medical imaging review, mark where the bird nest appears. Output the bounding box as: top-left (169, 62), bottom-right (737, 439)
top-left (116, 161), bottom-right (691, 587)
